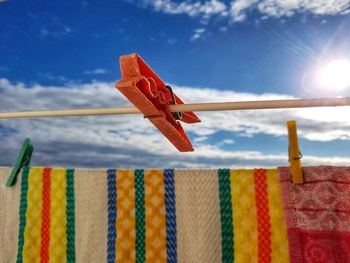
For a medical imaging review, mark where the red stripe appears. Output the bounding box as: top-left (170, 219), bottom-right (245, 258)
top-left (40, 168), bottom-right (52, 263)
top-left (294, 208), bottom-right (350, 213)
top-left (303, 180), bottom-right (350, 184)
top-left (254, 169), bottom-right (271, 263)
top-left (280, 179), bottom-right (350, 184)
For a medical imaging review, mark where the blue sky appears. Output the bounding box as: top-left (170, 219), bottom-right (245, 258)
top-left (1, 0), bottom-right (350, 168)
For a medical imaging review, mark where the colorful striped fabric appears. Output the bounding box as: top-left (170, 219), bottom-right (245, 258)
top-left (0, 167), bottom-right (291, 262)
top-left (218, 169), bottom-right (290, 263)
top-left (15, 167), bottom-right (75, 263)
top-left (107, 169), bottom-right (172, 263)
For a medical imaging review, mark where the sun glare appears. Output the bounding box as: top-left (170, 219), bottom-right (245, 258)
top-left (318, 59), bottom-right (350, 90)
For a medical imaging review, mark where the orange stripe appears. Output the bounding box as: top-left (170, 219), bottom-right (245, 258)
top-left (254, 169), bottom-right (272, 263)
top-left (40, 168), bottom-right (52, 263)
top-left (144, 170), bottom-right (167, 262)
top-left (116, 169), bottom-right (136, 262)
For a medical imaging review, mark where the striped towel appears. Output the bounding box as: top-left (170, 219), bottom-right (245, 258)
top-left (279, 166), bottom-right (350, 262)
top-left (1, 167), bottom-right (290, 262)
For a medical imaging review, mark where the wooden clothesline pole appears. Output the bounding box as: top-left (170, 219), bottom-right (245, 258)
top-left (0, 97), bottom-right (350, 119)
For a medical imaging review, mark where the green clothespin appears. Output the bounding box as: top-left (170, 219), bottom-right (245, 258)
top-left (6, 138), bottom-right (34, 187)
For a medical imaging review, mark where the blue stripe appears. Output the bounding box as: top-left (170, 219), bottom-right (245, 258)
top-left (164, 169), bottom-right (177, 263)
top-left (107, 169), bottom-right (117, 263)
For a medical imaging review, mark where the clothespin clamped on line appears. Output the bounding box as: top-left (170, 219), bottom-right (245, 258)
top-left (6, 138), bottom-right (33, 187)
top-left (287, 120), bottom-right (304, 184)
top-left (116, 53), bottom-right (201, 152)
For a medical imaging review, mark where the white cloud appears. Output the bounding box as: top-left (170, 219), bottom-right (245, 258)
top-left (230, 0), bottom-right (259, 21)
top-left (167, 37), bottom-right (178, 45)
top-left (38, 72), bottom-right (68, 82)
top-left (257, 0), bottom-right (350, 18)
top-left (222, 139), bottom-right (235, 144)
top-left (190, 28), bottom-right (206, 41)
top-left (1, 78), bottom-right (350, 168)
top-left (38, 16), bottom-right (73, 38)
top-left (133, 0), bottom-right (350, 22)
top-left (194, 136), bottom-right (208, 143)
top-left (84, 68), bottom-right (109, 75)
top-left (40, 26), bottom-right (72, 38)
top-left (142, 0), bottom-right (228, 18)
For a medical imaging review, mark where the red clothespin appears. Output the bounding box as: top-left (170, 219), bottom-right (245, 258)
top-left (115, 53), bottom-right (201, 152)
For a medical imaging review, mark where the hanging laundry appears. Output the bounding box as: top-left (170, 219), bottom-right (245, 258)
top-left (1, 166), bottom-right (348, 262)
top-left (216, 169), bottom-right (289, 263)
top-left (279, 166), bottom-right (350, 262)
top-left (18, 167), bottom-right (75, 263)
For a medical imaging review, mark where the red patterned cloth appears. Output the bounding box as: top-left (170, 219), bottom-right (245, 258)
top-left (278, 166), bottom-right (350, 263)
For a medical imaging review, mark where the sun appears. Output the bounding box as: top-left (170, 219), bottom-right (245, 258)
top-left (317, 59), bottom-right (350, 91)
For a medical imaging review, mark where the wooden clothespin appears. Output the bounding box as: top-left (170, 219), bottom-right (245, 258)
top-left (116, 53), bottom-right (201, 152)
top-left (5, 138), bottom-right (34, 187)
top-left (287, 120), bottom-right (304, 184)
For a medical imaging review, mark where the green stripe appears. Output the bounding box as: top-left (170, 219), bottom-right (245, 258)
top-left (134, 169), bottom-right (145, 263)
top-left (218, 169), bottom-right (234, 263)
top-left (66, 169), bottom-right (75, 263)
top-left (16, 167), bottom-right (30, 263)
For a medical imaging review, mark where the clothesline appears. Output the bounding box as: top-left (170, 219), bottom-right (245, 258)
top-left (0, 97), bottom-right (350, 119)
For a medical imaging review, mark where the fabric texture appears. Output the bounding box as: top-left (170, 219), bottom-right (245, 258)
top-left (230, 169), bottom-right (258, 262)
top-left (74, 169), bottom-right (108, 263)
top-left (227, 169), bottom-right (290, 263)
top-left (16, 167), bottom-right (75, 263)
top-left (0, 167), bottom-right (21, 263)
top-left (279, 166), bottom-right (350, 263)
top-left (175, 169), bottom-right (223, 263)
top-left (1, 167), bottom-right (292, 263)
top-left (115, 169), bottom-right (137, 262)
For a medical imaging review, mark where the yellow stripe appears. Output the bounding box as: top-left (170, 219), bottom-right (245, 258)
top-left (230, 170), bottom-right (258, 263)
top-left (144, 170), bottom-right (167, 263)
top-left (49, 168), bottom-right (67, 262)
top-left (23, 167), bottom-right (44, 263)
top-left (266, 170), bottom-right (290, 263)
top-left (116, 169), bottom-right (136, 262)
